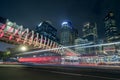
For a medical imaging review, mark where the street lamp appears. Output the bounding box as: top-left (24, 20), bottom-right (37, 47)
top-left (20, 46), bottom-right (27, 51)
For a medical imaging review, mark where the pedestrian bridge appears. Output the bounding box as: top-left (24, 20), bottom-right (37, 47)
top-left (0, 18), bottom-right (77, 56)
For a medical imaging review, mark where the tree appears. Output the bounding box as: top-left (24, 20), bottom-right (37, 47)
top-left (0, 51), bottom-right (4, 59)
top-left (0, 50), bottom-right (11, 60)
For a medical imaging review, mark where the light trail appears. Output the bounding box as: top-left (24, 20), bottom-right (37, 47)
top-left (17, 41), bottom-right (120, 55)
top-left (16, 42), bottom-right (93, 55)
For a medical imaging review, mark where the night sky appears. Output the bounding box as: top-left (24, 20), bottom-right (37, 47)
top-left (0, 0), bottom-right (120, 51)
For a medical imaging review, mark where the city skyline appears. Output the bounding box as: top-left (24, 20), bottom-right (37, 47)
top-left (1, 1), bottom-right (120, 79)
top-left (0, 0), bottom-right (120, 38)
top-left (0, 0), bottom-right (120, 51)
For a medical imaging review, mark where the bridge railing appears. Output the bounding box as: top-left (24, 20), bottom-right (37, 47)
top-left (0, 19), bottom-right (61, 53)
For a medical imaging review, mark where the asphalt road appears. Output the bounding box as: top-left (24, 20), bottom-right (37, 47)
top-left (0, 64), bottom-right (120, 80)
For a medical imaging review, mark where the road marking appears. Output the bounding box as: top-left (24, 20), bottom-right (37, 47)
top-left (48, 70), bottom-right (119, 80)
top-left (0, 64), bottom-right (119, 80)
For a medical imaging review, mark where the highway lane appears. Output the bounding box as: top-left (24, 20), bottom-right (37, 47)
top-left (0, 64), bottom-right (120, 80)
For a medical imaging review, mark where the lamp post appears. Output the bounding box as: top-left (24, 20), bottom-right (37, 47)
top-left (20, 46), bottom-right (27, 52)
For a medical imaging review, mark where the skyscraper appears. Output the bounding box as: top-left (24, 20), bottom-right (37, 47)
top-left (104, 11), bottom-right (119, 42)
top-left (35, 21), bottom-right (59, 42)
top-left (60, 21), bottom-right (73, 46)
top-left (60, 21), bottom-right (78, 46)
top-left (82, 22), bottom-right (98, 43)
top-left (72, 28), bottom-right (78, 41)
top-left (74, 38), bottom-right (88, 54)
top-left (82, 22), bottom-right (98, 54)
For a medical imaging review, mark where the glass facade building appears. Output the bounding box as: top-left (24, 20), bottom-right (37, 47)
top-left (104, 12), bottom-right (119, 42)
top-left (35, 21), bottom-right (59, 42)
top-left (74, 38), bottom-right (88, 54)
top-left (60, 21), bottom-right (76, 46)
top-left (82, 22), bottom-right (98, 43)
top-left (82, 22), bottom-right (98, 54)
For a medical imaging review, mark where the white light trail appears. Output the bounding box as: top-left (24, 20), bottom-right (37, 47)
top-left (17, 42), bottom-right (93, 55)
top-left (17, 41), bottom-right (120, 55)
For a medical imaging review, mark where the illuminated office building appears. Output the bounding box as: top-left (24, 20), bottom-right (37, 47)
top-left (74, 38), bottom-right (88, 54)
top-left (82, 22), bottom-right (98, 43)
top-left (82, 22), bottom-right (98, 54)
top-left (60, 21), bottom-right (75, 46)
top-left (35, 21), bottom-right (59, 42)
top-left (60, 21), bottom-right (73, 46)
top-left (104, 11), bottom-right (119, 42)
